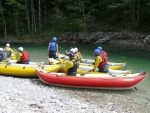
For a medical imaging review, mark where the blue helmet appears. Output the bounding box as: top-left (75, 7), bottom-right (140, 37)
top-left (94, 49), bottom-right (100, 55)
top-left (97, 46), bottom-right (102, 51)
top-left (52, 37), bottom-right (57, 42)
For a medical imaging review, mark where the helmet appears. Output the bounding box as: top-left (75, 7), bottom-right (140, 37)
top-left (0, 48), bottom-right (3, 51)
top-left (52, 37), bottom-right (57, 42)
top-left (69, 53), bottom-right (74, 59)
top-left (97, 46), bottom-right (102, 51)
top-left (94, 49), bottom-right (100, 55)
top-left (18, 47), bottom-right (23, 51)
top-left (70, 48), bottom-right (75, 53)
top-left (74, 47), bottom-right (78, 53)
top-left (6, 43), bottom-right (10, 47)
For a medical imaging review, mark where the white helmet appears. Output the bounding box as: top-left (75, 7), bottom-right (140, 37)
top-left (70, 48), bottom-right (75, 54)
top-left (6, 43), bottom-right (10, 47)
top-left (0, 48), bottom-right (3, 51)
top-left (18, 47), bottom-right (23, 51)
top-left (74, 47), bottom-right (78, 53)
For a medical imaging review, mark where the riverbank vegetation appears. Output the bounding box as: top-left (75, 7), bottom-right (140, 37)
top-left (0, 0), bottom-right (150, 44)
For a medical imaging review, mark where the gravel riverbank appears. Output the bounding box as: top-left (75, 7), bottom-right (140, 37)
top-left (0, 75), bottom-right (149, 113)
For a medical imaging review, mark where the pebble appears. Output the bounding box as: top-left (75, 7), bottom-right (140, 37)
top-left (0, 75), bottom-right (150, 113)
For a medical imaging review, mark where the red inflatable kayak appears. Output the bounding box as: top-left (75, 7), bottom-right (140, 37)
top-left (35, 68), bottom-right (148, 90)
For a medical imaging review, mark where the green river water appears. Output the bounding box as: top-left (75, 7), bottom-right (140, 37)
top-left (7, 43), bottom-right (150, 110)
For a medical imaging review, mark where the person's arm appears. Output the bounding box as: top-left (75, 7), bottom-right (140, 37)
top-left (17, 52), bottom-right (22, 61)
top-left (92, 56), bottom-right (102, 71)
top-left (63, 61), bottom-right (73, 73)
top-left (10, 48), bottom-right (17, 54)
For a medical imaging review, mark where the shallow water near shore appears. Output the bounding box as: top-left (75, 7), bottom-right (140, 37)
top-left (2, 43), bottom-right (150, 112)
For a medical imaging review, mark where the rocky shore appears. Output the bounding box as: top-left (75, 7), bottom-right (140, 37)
top-left (0, 75), bottom-right (149, 113)
top-left (1, 31), bottom-right (150, 48)
top-left (58, 31), bottom-right (150, 48)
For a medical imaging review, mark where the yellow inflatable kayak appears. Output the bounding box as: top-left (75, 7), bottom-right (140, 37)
top-left (48, 58), bottom-right (131, 74)
top-left (48, 58), bottom-right (124, 70)
top-left (0, 63), bottom-right (61, 77)
top-left (59, 54), bottom-right (127, 67)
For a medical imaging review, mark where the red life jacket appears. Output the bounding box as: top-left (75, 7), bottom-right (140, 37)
top-left (21, 51), bottom-right (29, 62)
top-left (98, 50), bottom-right (108, 67)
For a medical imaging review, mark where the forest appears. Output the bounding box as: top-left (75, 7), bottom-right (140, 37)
top-left (0, 0), bottom-right (150, 40)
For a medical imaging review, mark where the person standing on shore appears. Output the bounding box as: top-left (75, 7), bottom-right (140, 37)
top-left (48, 37), bottom-right (59, 59)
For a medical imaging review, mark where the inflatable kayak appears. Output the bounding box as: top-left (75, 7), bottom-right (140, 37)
top-left (48, 58), bottom-right (131, 74)
top-left (35, 67), bottom-right (148, 90)
top-left (0, 63), bottom-right (61, 77)
top-left (48, 58), bottom-right (126, 74)
top-left (0, 59), bottom-right (44, 65)
top-left (59, 54), bottom-right (126, 67)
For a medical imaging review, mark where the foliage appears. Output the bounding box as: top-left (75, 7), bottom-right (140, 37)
top-left (0, 0), bottom-right (150, 39)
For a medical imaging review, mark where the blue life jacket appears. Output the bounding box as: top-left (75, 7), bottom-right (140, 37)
top-left (49, 42), bottom-right (57, 52)
top-left (0, 52), bottom-right (7, 60)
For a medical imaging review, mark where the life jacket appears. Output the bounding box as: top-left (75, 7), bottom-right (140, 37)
top-left (0, 52), bottom-right (3, 60)
top-left (49, 42), bottom-right (57, 52)
top-left (20, 51), bottom-right (29, 62)
top-left (98, 50), bottom-right (108, 67)
top-left (75, 53), bottom-right (81, 61)
top-left (3, 48), bottom-right (11, 58)
top-left (67, 61), bottom-right (78, 76)
top-left (0, 52), bottom-right (7, 60)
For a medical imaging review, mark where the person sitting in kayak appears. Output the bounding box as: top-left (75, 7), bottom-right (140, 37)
top-left (90, 49), bottom-right (109, 73)
top-left (48, 37), bottom-right (59, 59)
top-left (0, 48), bottom-right (7, 62)
top-left (64, 47), bottom-right (75, 60)
top-left (97, 46), bottom-right (108, 66)
top-left (74, 47), bottom-right (83, 62)
top-left (4, 43), bottom-right (17, 60)
top-left (17, 47), bottom-right (30, 64)
top-left (63, 52), bottom-right (78, 76)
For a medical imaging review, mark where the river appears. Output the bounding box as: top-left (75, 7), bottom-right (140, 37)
top-left (10, 43), bottom-right (150, 112)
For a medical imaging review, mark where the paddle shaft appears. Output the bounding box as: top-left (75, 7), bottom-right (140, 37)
top-left (13, 48), bottom-right (18, 53)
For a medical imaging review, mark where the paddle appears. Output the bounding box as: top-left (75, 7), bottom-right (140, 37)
top-left (13, 48), bottom-right (18, 53)
top-left (55, 63), bottom-right (66, 77)
top-left (55, 64), bottom-right (64, 73)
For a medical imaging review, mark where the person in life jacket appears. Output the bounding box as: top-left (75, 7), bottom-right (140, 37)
top-left (63, 52), bottom-right (78, 76)
top-left (74, 47), bottom-right (83, 62)
top-left (65, 47), bottom-right (74, 56)
top-left (0, 48), bottom-right (8, 62)
top-left (17, 47), bottom-right (30, 64)
top-left (90, 49), bottom-right (109, 73)
top-left (97, 46), bottom-right (108, 67)
top-left (4, 43), bottom-right (17, 60)
top-left (48, 37), bottom-right (59, 59)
